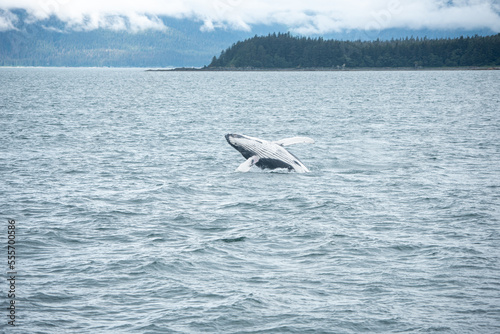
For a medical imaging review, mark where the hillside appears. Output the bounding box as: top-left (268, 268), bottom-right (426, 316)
top-left (1, 9), bottom-right (498, 68)
top-left (207, 33), bottom-right (500, 69)
top-left (0, 10), bottom-right (269, 67)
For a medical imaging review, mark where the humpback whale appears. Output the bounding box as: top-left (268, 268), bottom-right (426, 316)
top-left (225, 134), bottom-right (314, 173)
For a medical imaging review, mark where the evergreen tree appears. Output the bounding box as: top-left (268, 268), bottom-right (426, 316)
top-left (207, 33), bottom-right (500, 69)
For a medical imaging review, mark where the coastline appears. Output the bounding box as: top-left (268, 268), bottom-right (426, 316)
top-left (148, 66), bottom-right (500, 72)
top-left (1, 66), bottom-right (497, 71)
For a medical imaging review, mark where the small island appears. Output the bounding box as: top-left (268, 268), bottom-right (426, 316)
top-left (169, 32), bottom-right (500, 71)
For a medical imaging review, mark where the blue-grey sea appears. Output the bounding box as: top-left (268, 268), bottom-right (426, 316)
top-left (1, 68), bottom-right (500, 333)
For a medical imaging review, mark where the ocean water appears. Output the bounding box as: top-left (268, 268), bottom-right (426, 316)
top-left (1, 68), bottom-right (500, 333)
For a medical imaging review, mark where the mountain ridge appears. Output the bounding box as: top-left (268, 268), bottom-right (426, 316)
top-left (1, 9), bottom-right (497, 67)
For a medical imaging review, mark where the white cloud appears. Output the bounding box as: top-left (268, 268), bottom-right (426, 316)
top-left (392, 0), bottom-right (500, 31)
top-left (0, 0), bottom-right (499, 33)
top-left (0, 9), bottom-right (18, 31)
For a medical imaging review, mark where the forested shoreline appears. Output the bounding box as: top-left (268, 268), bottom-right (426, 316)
top-left (206, 33), bottom-right (500, 69)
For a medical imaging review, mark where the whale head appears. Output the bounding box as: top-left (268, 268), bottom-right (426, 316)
top-left (225, 134), bottom-right (263, 159)
top-left (225, 133), bottom-right (260, 145)
top-left (225, 133), bottom-right (244, 147)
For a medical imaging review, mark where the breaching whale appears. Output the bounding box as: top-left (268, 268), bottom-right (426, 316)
top-left (225, 134), bottom-right (314, 173)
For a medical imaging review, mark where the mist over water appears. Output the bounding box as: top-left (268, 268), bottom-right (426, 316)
top-left (1, 68), bottom-right (500, 333)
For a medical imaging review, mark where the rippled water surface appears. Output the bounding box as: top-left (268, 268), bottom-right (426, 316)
top-left (1, 68), bottom-right (500, 333)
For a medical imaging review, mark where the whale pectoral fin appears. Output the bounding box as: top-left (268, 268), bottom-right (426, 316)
top-left (273, 137), bottom-right (315, 146)
top-left (236, 156), bottom-right (260, 172)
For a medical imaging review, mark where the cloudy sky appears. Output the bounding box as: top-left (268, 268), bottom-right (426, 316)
top-left (1, 0), bottom-right (499, 34)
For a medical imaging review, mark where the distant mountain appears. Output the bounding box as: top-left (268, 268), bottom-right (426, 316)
top-left (0, 11), bottom-right (253, 67)
top-left (0, 9), bottom-right (497, 67)
top-left (207, 33), bottom-right (500, 69)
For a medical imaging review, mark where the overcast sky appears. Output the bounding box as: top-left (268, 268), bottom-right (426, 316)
top-left (1, 0), bottom-right (499, 33)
